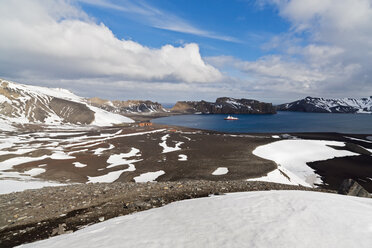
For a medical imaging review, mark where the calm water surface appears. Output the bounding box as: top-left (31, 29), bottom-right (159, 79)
top-left (152, 111), bottom-right (372, 134)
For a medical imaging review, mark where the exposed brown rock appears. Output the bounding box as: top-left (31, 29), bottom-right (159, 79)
top-left (338, 179), bottom-right (371, 198)
top-left (87, 97), bottom-right (166, 114)
top-left (49, 98), bottom-right (94, 124)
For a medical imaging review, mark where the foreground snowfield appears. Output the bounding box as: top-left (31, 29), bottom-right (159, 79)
top-left (21, 191), bottom-right (372, 248)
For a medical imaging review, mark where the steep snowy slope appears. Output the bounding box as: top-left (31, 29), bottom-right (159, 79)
top-left (277, 96), bottom-right (372, 113)
top-left (0, 79), bottom-right (133, 130)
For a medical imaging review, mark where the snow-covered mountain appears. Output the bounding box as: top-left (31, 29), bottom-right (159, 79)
top-left (0, 79), bottom-right (133, 131)
top-left (277, 96), bottom-right (372, 113)
top-left (88, 97), bottom-right (167, 114)
top-left (171, 97), bottom-right (276, 114)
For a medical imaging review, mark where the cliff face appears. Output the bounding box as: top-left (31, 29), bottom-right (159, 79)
top-left (88, 98), bottom-right (167, 114)
top-left (277, 96), bottom-right (372, 113)
top-left (171, 97), bottom-right (276, 114)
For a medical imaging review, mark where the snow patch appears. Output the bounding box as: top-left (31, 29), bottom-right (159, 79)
top-left (133, 170), bottom-right (165, 183)
top-left (212, 167), bottom-right (228, 175)
top-left (178, 154), bottom-right (188, 161)
top-left (159, 134), bottom-right (183, 153)
top-left (23, 168), bottom-right (46, 176)
top-left (252, 140), bottom-right (359, 187)
top-left (106, 148), bottom-right (141, 168)
top-left (93, 144), bottom-right (115, 155)
top-left (87, 166), bottom-right (135, 183)
top-left (73, 162), bottom-right (87, 168)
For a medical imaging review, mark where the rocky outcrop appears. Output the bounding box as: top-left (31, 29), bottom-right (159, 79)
top-left (171, 97), bottom-right (276, 114)
top-left (88, 97), bottom-right (167, 114)
top-left (338, 179), bottom-right (371, 198)
top-left (49, 98), bottom-right (94, 124)
top-left (277, 96), bottom-right (372, 113)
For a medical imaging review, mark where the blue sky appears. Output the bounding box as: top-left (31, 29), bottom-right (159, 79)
top-left (80, 0), bottom-right (290, 60)
top-left (0, 0), bottom-right (371, 103)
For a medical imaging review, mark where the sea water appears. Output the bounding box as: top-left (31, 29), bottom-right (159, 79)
top-left (152, 111), bottom-right (372, 134)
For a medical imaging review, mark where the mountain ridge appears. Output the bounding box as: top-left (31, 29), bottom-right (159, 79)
top-left (277, 96), bottom-right (372, 113)
top-left (171, 97), bottom-right (276, 114)
top-left (0, 79), bottom-right (133, 131)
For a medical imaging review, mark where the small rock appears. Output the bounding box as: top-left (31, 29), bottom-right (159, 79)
top-left (338, 179), bottom-right (371, 198)
top-left (51, 223), bottom-right (67, 236)
top-left (213, 192), bottom-right (225, 196)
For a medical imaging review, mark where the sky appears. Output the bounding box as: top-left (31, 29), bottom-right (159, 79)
top-left (0, 0), bottom-right (371, 104)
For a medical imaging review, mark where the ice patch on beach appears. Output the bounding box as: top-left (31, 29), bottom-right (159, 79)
top-left (133, 170), bottom-right (165, 183)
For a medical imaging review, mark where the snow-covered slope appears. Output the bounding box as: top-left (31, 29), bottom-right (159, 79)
top-left (21, 191), bottom-right (372, 248)
top-left (277, 96), bottom-right (372, 113)
top-left (0, 79), bottom-right (133, 130)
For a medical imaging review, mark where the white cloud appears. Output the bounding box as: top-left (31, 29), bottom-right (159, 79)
top-left (0, 0), bottom-right (222, 84)
top-left (207, 0), bottom-right (372, 100)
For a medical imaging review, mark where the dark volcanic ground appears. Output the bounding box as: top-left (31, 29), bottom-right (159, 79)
top-left (0, 124), bottom-right (277, 184)
top-left (294, 133), bottom-right (372, 191)
top-left (0, 124), bottom-right (371, 190)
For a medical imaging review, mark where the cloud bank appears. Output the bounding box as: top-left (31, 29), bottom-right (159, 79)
top-left (0, 0), bottom-right (222, 88)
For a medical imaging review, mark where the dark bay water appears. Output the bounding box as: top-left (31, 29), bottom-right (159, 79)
top-left (152, 111), bottom-right (372, 134)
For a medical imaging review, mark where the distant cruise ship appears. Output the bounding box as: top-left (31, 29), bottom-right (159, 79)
top-left (224, 115), bottom-right (238, 120)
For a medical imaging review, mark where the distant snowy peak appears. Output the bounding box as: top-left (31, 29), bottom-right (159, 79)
top-left (88, 97), bottom-right (168, 114)
top-left (277, 96), bottom-right (372, 113)
top-left (0, 78), bottom-right (133, 130)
